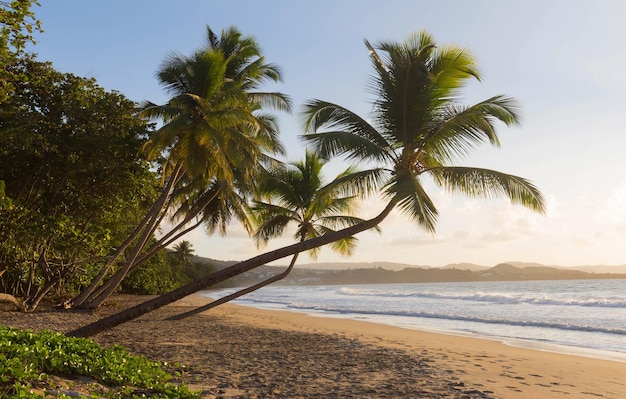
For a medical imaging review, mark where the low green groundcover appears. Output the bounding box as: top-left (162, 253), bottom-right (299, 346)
top-left (0, 327), bottom-right (200, 398)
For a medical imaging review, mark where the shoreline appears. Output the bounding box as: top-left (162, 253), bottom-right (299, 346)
top-left (198, 290), bottom-right (626, 365)
top-left (2, 294), bottom-right (624, 398)
top-left (321, 312), bottom-right (626, 365)
top-left (184, 293), bottom-right (626, 398)
top-left (496, 335), bottom-right (626, 364)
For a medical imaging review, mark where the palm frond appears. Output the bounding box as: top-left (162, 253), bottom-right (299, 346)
top-left (430, 45), bottom-right (481, 90)
top-left (430, 166), bottom-right (546, 213)
top-left (301, 100), bottom-right (393, 162)
top-left (328, 236), bottom-right (359, 256)
top-left (138, 101), bottom-right (181, 124)
top-left (364, 39), bottom-right (388, 74)
top-left (251, 152), bottom-right (368, 257)
top-left (250, 200), bottom-right (298, 220)
top-left (316, 215), bottom-right (379, 233)
top-left (420, 96), bottom-right (518, 164)
top-left (252, 213), bottom-right (294, 246)
top-left (384, 170), bottom-right (438, 233)
top-left (250, 112), bottom-right (285, 155)
top-left (322, 167), bottom-right (392, 199)
top-left (248, 92), bottom-right (293, 113)
top-left (316, 224), bottom-right (360, 256)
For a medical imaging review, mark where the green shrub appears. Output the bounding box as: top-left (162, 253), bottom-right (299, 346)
top-left (0, 327), bottom-right (200, 398)
top-left (122, 252), bottom-right (215, 295)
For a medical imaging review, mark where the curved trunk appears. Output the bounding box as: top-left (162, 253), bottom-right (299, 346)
top-left (71, 212), bottom-right (159, 307)
top-left (168, 252), bottom-right (300, 320)
top-left (78, 165), bottom-right (226, 309)
top-left (67, 200), bottom-right (395, 338)
top-left (0, 293), bottom-right (25, 312)
top-left (72, 164), bottom-right (184, 307)
top-left (80, 207), bottom-right (164, 309)
top-left (75, 165), bottom-right (184, 309)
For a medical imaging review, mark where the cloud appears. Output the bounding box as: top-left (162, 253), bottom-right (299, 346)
top-left (596, 179), bottom-right (626, 226)
top-left (384, 234), bottom-right (445, 247)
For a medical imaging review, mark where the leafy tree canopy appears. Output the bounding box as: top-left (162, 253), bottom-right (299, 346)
top-left (52, 29), bottom-right (545, 338)
top-left (0, 58), bottom-right (160, 309)
top-left (70, 26), bottom-right (292, 310)
top-left (0, 0), bottom-right (42, 102)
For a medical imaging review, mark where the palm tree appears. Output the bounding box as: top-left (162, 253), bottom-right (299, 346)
top-left (172, 240), bottom-right (195, 263)
top-left (252, 151), bottom-right (368, 257)
top-left (302, 32), bottom-right (544, 230)
top-left (71, 26), bottom-right (291, 309)
top-left (68, 31), bottom-right (544, 337)
top-left (169, 152), bottom-right (370, 319)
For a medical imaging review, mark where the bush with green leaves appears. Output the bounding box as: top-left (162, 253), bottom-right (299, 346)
top-left (122, 252), bottom-right (216, 295)
top-left (0, 327), bottom-right (200, 398)
top-left (0, 58), bottom-right (161, 310)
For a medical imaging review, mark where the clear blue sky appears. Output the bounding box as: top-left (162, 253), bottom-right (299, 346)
top-left (32, 0), bottom-right (626, 266)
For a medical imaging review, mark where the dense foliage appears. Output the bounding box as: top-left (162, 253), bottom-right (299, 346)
top-left (122, 250), bottom-right (216, 295)
top-left (1, 5), bottom-right (545, 342)
top-left (0, 58), bottom-right (161, 309)
top-left (0, 327), bottom-right (199, 398)
top-left (71, 26), bottom-right (291, 310)
top-left (0, 0), bottom-right (42, 103)
top-left (67, 32), bottom-right (546, 338)
top-left (252, 152), bottom-right (367, 257)
top-left (303, 33), bottom-right (545, 229)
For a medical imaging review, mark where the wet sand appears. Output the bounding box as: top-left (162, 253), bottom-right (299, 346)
top-left (1, 294), bottom-right (624, 398)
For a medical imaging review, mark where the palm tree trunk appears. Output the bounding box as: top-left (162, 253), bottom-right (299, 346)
top-left (81, 207), bottom-right (165, 308)
top-left (66, 201), bottom-right (395, 338)
top-left (123, 219), bottom-right (204, 278)
top-left (125, 188), bottom-right (221, 275)
top-left (0, 293), bottom-right (25, 312)
top-left (71, 220), bottom-right (154, 307)
top-left (72, 164), bottom-right (184, 307)
top-left (76, 165), bottom-right (184, 309)
top-left (80, 209), bottom-right (164, 309)
top-left (77, 167), bottom-right (223, 309)
top-left (167, 252), bottom-right (300, 320)
top-left (83, 184), bottom-right (217, 307)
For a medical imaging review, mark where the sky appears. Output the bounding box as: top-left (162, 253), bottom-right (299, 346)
top-left (30, 0), bottom-right (626, 267)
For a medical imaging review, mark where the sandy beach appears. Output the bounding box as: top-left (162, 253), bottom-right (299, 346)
top-left (1, 294), bottom-right (624, 398)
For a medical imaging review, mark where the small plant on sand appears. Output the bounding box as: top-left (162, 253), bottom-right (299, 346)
top-left (0, 327), bottom-right (200, 398)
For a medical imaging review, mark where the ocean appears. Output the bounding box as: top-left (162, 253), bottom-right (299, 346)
top-left (201, 279), bottom-right (626, 363)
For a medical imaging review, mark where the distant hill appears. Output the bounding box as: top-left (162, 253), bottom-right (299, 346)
top-left (283, 261), bottom-right (486, 271)
top-left (188, 256), bottom-right (626, 287)
top-left (572, 265), bottom-right (626, 274)
top-left (190, 256), bottom-right (626, 274)
top-left (291, 261), bottom-right (429, 271)
top-left (479, 263), bottom-right (599, 280)
top-left (189, 256), bottom-right (238, 270)
top-left (301, 264), bottom-right (626, 286)
top-left (439, 263), bottom-right (490, 272)
top-left (506, 261), bottom-right (626, 274)
top-left (276, 260), bottom-right (626, 274)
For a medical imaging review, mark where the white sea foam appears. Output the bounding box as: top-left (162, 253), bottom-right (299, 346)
top-left (336, 286), bottom-right (626, 308)
top-left (203, 279), bottom-right (626, 361)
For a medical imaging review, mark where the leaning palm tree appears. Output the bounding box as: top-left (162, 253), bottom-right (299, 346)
top-left (70, 26), bottom-right (291, 309)
top-left (169, 152), bottom-right (371, 319)
top-left (252, 151), bottom-right (367, 258)
top-left (68, 31), bottom-right (544, 337)
top-left (302, 32), bottom-right (544, 231)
